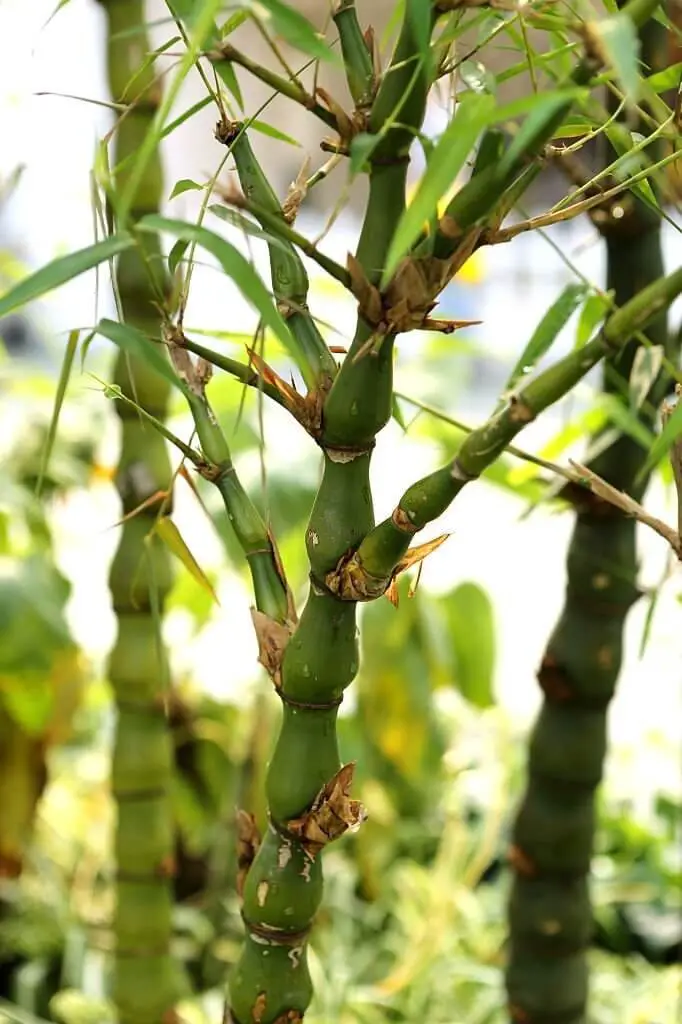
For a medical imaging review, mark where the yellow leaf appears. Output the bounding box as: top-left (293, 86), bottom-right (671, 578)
top-left (154, 517), bottom-right (219, 605)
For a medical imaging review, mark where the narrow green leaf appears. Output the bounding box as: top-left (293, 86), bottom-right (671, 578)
top-left (36, 330), bottom-right (80, 497)
top-left (349, 132), bottom-right (380, 175)
top-left (382, 93), bottom-right (495, 285)
top-left (219, 10), bottom-right (249, 36)
top-left (0, 235), bottom-right (132, 319)
top-left (601, 394), bottom-right (656, 450)
top-left (208, 204), bottom-right (292, 254)
top-left (169, 178), bottom-right (205, 200)
top-left (118, 0), bottom-right (224, 221)
top-left (137, 215), bottom-right (297, 359)
top-left (575, 291), bottom-right (612, 348)
top-left (96, 318), bottom-right (191, 397)
top-left (629, 344), bottom-right (664, 410)
top-left (442, 581), bottom-right (495, 709)
top-left (168, 238), bottom-right (190, 275)
top-left (498, 91), bottom-right (578, 174)
top-left (594, 13), bottom-right (640, 104)
top-left (213, 59), bottom-right (244, 109)
top-left (250, 119), bottom-right (301, 146)
top-left (642, 397), bottom-right (682, 473)
top-left (502, 284), bottom-right (588, 398)
top-left (155, 517), bottom-right (219, 604)
top-left (161, 96), bottom-right (213, 139)
top-left (252, 0), bottom-right (337, 62)
top-left (646, 61), bottom-right (682, 93)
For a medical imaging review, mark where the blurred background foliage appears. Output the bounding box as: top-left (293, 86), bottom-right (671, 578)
top-left (0, 312), bottom-right (679, 1023)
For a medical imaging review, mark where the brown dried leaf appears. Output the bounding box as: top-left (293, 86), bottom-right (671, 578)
top-left (250, 609), bottom-right (293, 686)
top-left (394, 534), bottom-right (450, 576)
top-left (282, 156), bottom-right (311, 224)
top-left (247, 347), bottom-right (301, 408)
top-left (316, 87), bottom-right (353, 140)
top-left (385, 578), bottom-right (400, 607)
top-left (236, 809), bottom-right (261, 899)
top-left (287, 763), bottom-right (366, 853)
top-left (347, 252), bottom-right (383, 325)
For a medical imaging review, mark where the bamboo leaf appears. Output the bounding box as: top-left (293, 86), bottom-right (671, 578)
top-left (96, 318), bottom-right (191, 397)
top-left (593, 13), bottom-right (640, 104)
top-left (213, 59), bottom-right (244, 109)
top-left (641, 397), bottom-right (682, 473)
top-left (250, 119), bottom-right (301, 146)
top-left (498, 91), bottom-right (579, 175)
top-left (575, 291), bottom-right (612, 348)
top-left (168, 238), bottom-right (190, 275)
top-left (169, 178), bottom-right (205, 200)
top-left (601, 394), bottom-right (656, 450)
top-left (36, 330), bottom-right (80, 497)
top-left (137, 215), bottom-right (297, 359)
top-left (161, 96), bottom-right (212, 139)
top-left (208, 204), bottom-right (292, 253)
top-left (155, 517), bottom-right (219, 604)
top-left (629, 344), bottom-right (664, 410)
top-left (382, 93), bottom-right (495, 285)
top-left (442, 581), bottom-right (495, 709)
top-left (251, 0), bottom-right (337, 62)
top-left (646, 60), bottom-right (682, 93)
top-left (118, 0), bottom-right (224, 221)
top-left (503, 284), bottom-right (588, 398)
top-left (0, 235), bottom-right (132, 319)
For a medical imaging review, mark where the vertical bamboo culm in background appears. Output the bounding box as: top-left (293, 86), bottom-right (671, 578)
top-left (98, 1), bottom-right (184, 1020)
top-left (505, 11), bottom-right (674, 1024)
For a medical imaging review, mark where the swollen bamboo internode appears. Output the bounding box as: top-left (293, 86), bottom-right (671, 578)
top-left (506, 10), bottom-right (675, 1022)
top-left (99, 1), bottom-right (185, 1020)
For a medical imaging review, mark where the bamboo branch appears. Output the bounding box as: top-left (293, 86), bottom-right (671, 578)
top-left (329, 264), bottom-right (682, 598)
top-left (208, 41), bottom-right (339, 130)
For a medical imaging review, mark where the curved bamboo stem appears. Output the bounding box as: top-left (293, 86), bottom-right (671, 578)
top-left (99, 2), bottom-right (185, 1020)
top-left (505, 12), bottom-right (676, 1024)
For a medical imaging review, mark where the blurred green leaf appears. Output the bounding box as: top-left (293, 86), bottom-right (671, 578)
top-left (641, 394), bottom-right (682, 474)
top-left (138, 216), bottom-right (297, 359)
top-left (594, 13), bottom-right (640, 104)
top-left (36, 330), bottom-right (80, 497)
top-left (96, 318), bottom-right (191, 397)
top-left (169, 179), bottom-right (205, 200)
top-left (575, 291), bottom-right (612, 349)
top-left (629, 344), bottom-right (664, 410)
top-left (442, 582), bottom-right (495, 708)
top-left (0, 236), bottom-right (132, 319)
top-left (502, 284), bottom-right (588, 400)
top-left (155, 518), bottom-right (219, 605)
top-left (252, 0), bottom-right (337, 62)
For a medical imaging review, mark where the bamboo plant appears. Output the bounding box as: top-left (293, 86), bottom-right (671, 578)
top-left (505, 10), bottom-right (677, 1024)
top-left (1, 1), bottom-right (681, 1022)
top-left (98, 2), bottom-right (186, 1020)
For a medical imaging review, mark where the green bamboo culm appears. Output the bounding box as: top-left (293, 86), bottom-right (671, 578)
top-left (98, 2), bottom-right (185, 1020)
top-left (227, 6), bottom-right (430, 1022)
top-left (505, 12), bottom-right (674, 1024)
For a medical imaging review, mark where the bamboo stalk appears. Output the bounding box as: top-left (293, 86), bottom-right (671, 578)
top-left (505, 12), bottom-right (675, 1024)
top-left (98, 2), bottom-right (185, 1020)
top-left (226, 5), bottom-right (432, 1022)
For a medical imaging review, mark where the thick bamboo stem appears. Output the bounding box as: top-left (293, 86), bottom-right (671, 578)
top-left (505, 13), bottom-right (674, 1024)
top-left (227, 6), bottom-right (431, 1022)
top-left (99, 2), bottom-right (184, 1020)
